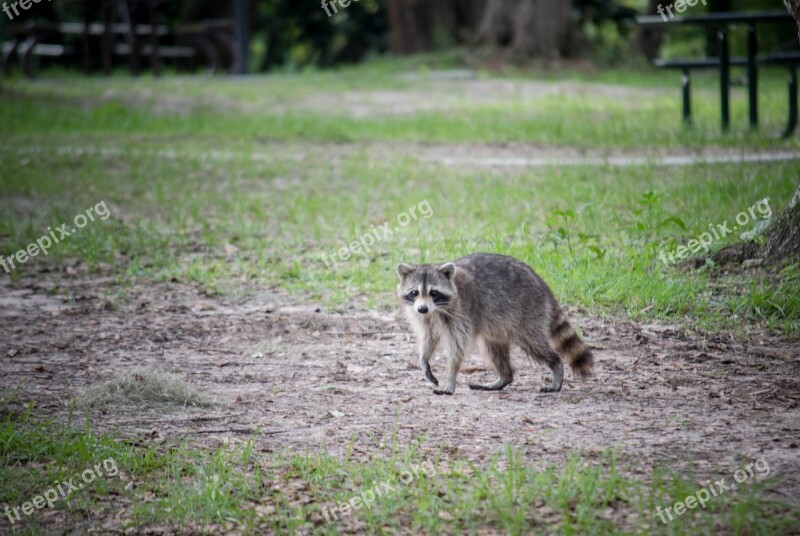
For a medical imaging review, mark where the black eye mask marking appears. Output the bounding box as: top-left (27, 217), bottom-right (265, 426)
top-left (403, 289), bottom-right (419, 303)
top-left (429, 289), bottom-right (450, 305)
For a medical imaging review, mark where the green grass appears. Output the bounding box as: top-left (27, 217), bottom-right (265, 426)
top-left (1, 407), bottom-right (797, 534)
top-left (2, 59), bottom-right (800, 148)
top-left (0, 142), bottom-right (797, 334)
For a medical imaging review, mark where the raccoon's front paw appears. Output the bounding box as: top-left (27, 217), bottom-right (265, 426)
top-left (432, 389), bottom-right (453, 396)
top-left (425, 369), bottom-right (439, 386)
top-left (540, 386), bottom-right (561, 393)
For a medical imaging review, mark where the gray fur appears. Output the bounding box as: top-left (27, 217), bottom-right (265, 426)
top-left (396, 253), bottom-right (593, 395)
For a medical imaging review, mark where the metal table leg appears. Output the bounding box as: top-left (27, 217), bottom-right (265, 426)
top-left (783, 66), bottom-right (797, 138)
top-left (681, 68), bottom-right (692, 126)
top-left (747, 23), bottom-right (758, 130)
top-left (719, 29), bottom-right (730, 132)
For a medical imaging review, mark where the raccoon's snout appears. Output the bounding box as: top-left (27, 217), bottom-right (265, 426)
top-left (417, 304), bottom-right (429, 314)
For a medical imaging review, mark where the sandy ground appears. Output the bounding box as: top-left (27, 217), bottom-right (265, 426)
top-left (2, 273), bottom-right (799, 505)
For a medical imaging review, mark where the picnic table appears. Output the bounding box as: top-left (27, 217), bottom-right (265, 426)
top-left (2, 0), bottom-right (234, 77)
top-left (636, 11), bottom-right (799, 137)
top-left (2, 19), bottom-right (175, 77)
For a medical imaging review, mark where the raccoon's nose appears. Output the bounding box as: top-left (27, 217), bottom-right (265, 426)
top-left (417, 304), bottom-right (429, 314)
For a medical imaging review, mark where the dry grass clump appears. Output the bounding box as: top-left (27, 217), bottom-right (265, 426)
top-left (79, 368), bottom-right (217, 412)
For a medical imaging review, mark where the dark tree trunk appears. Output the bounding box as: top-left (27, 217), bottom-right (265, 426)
top-left (476, 0), bottom-right (516, 47)
top-left (477, 0), bottom-right (576, 59)
top-left (455, 0), bottom-right (488, 41)
top-left (763, 185), bottom-right (800, 264)
top-left (698, 185), bottom-right (800, 268)
top-left (785, 0), bottom-right (800, 43)
top-left (512, 0), bottom-right (574, 60)
top-left (387, 0), bottom-right (483, 55)
top-left (387, 0), bottom-right (420, 54)
top-left (765, 5), bottom-right (800, 263)
top-left (636, 0), bottom-right (665, 61)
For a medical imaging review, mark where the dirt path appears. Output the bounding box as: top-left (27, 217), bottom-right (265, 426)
top-left (93, 75), bottom-right (671, 119)
top-left (5, 142), bottom-right (800, 170)
top-left (2, 275), bottom-right (799, 500)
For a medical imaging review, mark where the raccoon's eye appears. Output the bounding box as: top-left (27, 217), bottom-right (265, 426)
top-left (409, 290), bottom-right (419, 297)
top-left (430, 289), bottom-right (449, 304)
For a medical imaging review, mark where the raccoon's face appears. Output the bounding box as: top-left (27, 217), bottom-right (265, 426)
top-left (396, 262), bottom-right (457, 316)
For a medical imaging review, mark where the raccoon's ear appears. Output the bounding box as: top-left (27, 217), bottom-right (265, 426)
top-left (397, 263), bottom-right (414, 278)
top-left (438, 262), bottom-right (456, 281)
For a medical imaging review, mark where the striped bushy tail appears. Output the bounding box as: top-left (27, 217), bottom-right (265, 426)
top-left (550, 310), bottom-right (594, 378)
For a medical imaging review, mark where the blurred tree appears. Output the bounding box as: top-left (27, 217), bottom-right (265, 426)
top-left (636, 0), bottom-right (665, 60)
top-left (256, 0), bottom-right (386, 70)
top-left (513, 0), bottom-right (576, 59)
top-left (383, 0), bottom-right (627, 59)
top-left (476, 0), bottom-right (578, 59)
top-left (180, 0), bottom-right (232, 20)
top-left (473, 0), bottom-right (643, 61)
top-left (786, 0), bottom-right (800, 41)
top-left (175, 0), bottom-right (386, 70)
top-left (386, 0), bottom-right (483, 54)
top-left (386, 0), bottom-right (423, 54)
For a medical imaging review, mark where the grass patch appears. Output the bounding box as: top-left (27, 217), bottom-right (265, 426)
top-left (1, 61), bottom-right (799, 148)
top-left (0, 409), bottom-right (796, 534)
top-left (0, 144), bottom-right (797, 335)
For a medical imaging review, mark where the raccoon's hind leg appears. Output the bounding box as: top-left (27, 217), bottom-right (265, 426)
top-left (537, 351), bottom-right (563, 393)
top-left (523, 341), bottom-right (563, 393)
top-left (468, 342), bottom-right (513, 391)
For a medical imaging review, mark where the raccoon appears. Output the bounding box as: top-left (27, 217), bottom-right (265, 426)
top-left (396, 253), bottom-right (593, 395)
